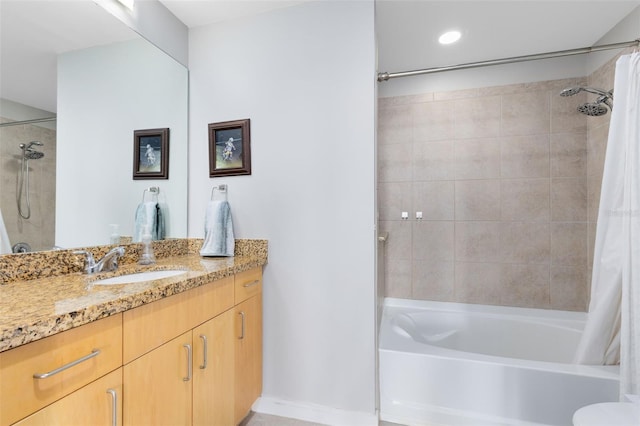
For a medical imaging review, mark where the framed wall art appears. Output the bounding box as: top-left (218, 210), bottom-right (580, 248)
top-left (133, 128), bottom-right (169, 179)
top-left (208, 119), bottom-right (251, 177)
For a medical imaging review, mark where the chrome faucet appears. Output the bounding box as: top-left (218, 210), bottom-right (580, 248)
top-left (75, 247), bottom-right (125, 274)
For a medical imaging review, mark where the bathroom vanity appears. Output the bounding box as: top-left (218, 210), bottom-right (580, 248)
top-left (0, 239), bottom-right (266, 426)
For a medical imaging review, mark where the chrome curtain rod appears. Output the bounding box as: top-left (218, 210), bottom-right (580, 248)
top-left (0, 117), bottom-right (57, 128)
top-left (377, 38), bottom-right (640, 82)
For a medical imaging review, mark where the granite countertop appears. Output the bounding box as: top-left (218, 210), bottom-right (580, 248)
top-left (0, 241), bottom-right (267, 353)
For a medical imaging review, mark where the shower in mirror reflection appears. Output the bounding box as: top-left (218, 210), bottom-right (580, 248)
top-left (16, 141), bottom-right (45, 219)
top-left (560, 86), bottom-right (614, 116)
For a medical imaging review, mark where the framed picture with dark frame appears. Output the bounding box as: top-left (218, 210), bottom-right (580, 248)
top-left (208, 119), bottom-right (251, 177)
top-left (133, 128), bottom-right (170, 180)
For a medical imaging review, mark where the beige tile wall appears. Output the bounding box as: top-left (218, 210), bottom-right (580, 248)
top-left (378, 53), bottom-right (625, 311)
top-left (0, 119), bottom-right (56, 252)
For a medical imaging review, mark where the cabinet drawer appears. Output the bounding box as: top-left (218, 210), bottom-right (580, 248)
top-left (234, 267), bottom-right (262, 304)
top-left (12, 368), bottom-right (123, 426)
top-left (123, 276), bottom-right (234, 364)
top-left (0, 314), bottom-right (122, 426)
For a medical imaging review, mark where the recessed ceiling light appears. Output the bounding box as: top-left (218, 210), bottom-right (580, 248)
top-left (438, 30), bottom-right (461, 45)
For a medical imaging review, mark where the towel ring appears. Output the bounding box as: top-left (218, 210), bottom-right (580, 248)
top-left (210, 185), bottom-right (228, 201)
top-left (142, 186), bottom-right (160, 202)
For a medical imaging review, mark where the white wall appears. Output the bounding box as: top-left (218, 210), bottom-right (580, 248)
top-left (57, 38), bottom-right (188, 247)
top-left (188, 1), bottom-right (377, 422)
top-left (587, 5), bottom-right (640, 73)
top-left (0, 99), bottom-right (55, 130)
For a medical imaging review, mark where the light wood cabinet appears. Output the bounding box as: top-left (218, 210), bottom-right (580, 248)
top-left (122, 276), bottom-right (234, 364)
top-left (124, 331), bottom-right (193, 426)
top-left (13, 368), bottom-right (123, 426)
top-left (234, 293), bottom-right (263, 424)
top-left (233, 267), bottom-right (263, 423)
top-left (2, 267), bottom-right (263, 426)
top-left (0, 314), bottom-right (122, 426)
top-left (123, 269), bottom-right (262, 426)
top-left (193, 309), bottom-right (235, 426)
top-left (123, 309), bottom-right (238, 426)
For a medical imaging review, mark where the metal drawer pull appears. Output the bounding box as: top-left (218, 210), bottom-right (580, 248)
top-left (33, 349), bottom-right (101, 379)
top-left (239, 311), bottom-right (246, 340)
top-left (199, 334), bottom-right (208, 369)
top-left (106, 388), bottom-right (117, 426)
top-left (243, 280), bottom-right (260, 288)
top-left (183, 344), bottom-right (192, 381)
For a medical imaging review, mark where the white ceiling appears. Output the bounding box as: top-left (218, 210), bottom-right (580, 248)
top-left (0, 0), bottom-right (136, 112)
top-left (159, 0), bottom-right (309, 28)
top-left (375, 0), bottom-right (640, 74)
top-left (1, 0), bottom-right (639, 113)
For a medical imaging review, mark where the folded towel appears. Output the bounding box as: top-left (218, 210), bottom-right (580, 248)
top-left (133, 201), bottom-right (165, 242)
top-left (200, 200), bottom-right (234, 257)
top-left (0, 209), bottom-right (11, 254)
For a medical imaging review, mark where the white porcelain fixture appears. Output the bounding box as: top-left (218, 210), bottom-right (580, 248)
top-left (91, 269), bottom-right (187, 285)
top-left (379, 298), bottom-right (619, 426)
top-left (573, 400), bottom-right (640, 425)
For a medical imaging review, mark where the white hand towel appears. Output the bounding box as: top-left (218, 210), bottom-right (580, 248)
top-left (0, 209), bottom-right (11, 254)
top-left (200, 200), bottom-right (235, 257)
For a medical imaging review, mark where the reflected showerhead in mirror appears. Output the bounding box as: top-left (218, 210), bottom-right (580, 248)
top-left (24, 150), bottom-right (44, 160)
top-left (19, 141), bottom-right (44, 160)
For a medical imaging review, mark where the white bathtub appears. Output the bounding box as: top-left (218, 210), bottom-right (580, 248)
top-left (379, 298), bottom-right (620, 426)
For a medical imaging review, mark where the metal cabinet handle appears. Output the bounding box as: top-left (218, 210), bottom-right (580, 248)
top-left (243, 280), bottom-right (260, 288)
top-left (183, 344), bottom-right (192, 381)
top-left (106, 388), bottom-right (117, 426)
top-left (33, 349), bottom-right (101, 379)
top-left (199, 334), bottom-right (208, 369)
top-left (238, 311), bottom-right (246, 340)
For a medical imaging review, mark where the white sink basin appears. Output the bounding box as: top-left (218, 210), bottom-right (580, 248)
top-left (91, 269), bottom-right (187, 285)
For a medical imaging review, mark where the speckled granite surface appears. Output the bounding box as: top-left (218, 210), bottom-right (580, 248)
top-left (0, 239), bottom-right (267, 353)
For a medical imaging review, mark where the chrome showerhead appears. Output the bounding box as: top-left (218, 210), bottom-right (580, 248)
top-left (577, 102), bottom-right (609, 116)
top-left (19, 141), bottom-right (44, 160)
top-left (560, 87), bottom-right (583, 97)
top-left (560, 86), bottom-right (613, 98)
top-left (560, 87), bottom-right (614, 116)
top-left (24, 150), bottom-right (44, 160)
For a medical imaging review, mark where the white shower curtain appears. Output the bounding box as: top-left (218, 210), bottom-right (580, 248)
top-left (0, 209), bottom-right (11, 254)
top-left (574, 52), bottom-right (640, 398)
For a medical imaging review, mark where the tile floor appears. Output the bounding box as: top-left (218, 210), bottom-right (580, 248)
top-left (242, 412), bottom-right (405, 426)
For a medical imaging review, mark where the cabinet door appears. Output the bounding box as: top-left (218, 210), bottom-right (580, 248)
top-left (123, 331), bottom-right (192, 426)
top-left (192, 309), bottom-right (235, 426)
top-left (234, 294), bottom-right (263, 424)
top-left (14, 368), bottom-right (122, 426)
top-left (123, 276), bottom-right (233, 364)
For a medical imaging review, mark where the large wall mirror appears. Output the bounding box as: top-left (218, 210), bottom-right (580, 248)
top-left (0, 1), bottom-right (188, 253)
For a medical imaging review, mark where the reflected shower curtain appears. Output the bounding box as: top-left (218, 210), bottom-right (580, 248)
top-left (574, 52), bottom-right (640, 397)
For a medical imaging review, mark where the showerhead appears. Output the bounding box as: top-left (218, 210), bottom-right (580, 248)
top-left (560, 87), bottom-right (583, 97)
top-left (19, 141), bottom-right (44, 160)
top-left (559, 86), bottom-right (613, 98)
top-left (577, 102), bottom-right (609, 117)
top-left (560, 86), bottom-right (614, 116)
top-left (24, 150), bottom-right (44, 160)
top-left (20, 141), bottom-right (43, 149)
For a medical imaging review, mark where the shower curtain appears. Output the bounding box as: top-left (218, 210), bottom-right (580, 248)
top-left (574, 52), bottom-right (640, 398)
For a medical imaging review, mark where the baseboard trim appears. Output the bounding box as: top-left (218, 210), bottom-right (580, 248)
top-left (252, 396), bottom-right (379, 426)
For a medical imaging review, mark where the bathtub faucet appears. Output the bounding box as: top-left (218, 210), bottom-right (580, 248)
top-left (74, 247), bottom-right (125, 274)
